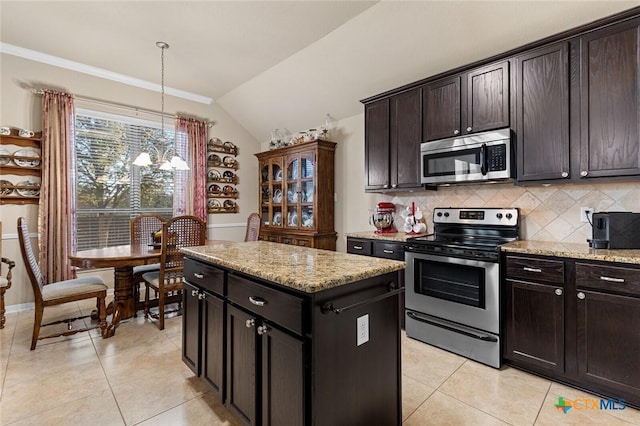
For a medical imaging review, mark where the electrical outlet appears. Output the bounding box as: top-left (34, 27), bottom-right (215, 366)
top-left (580, 207), bottom-right (594, 223)
top-left (357, 314), bottom-right (369, 346)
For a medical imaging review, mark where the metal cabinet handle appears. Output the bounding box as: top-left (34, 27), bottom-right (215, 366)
top-left (249, 296), bottom-right (267, 307)
top-left (561, 172), bottom-right (569, 178)
top-left (198, 293), bottom-right (206, 300)
top-left (383, 184), bottom-right (389, 188)
top-left (191, 289), bottom-right (199, 297)
top-left (577, 292), bottom-right (586, 300)
top-left (383, 249), bottom-right (394, 254)
top-left (353, 245), bottom-right (363, 250)
top-left (466, 126), bottom-right (472, 132)
top-left (193, 273), bottom-right (204, 279)
top-left (257, 325), bottom-right (269, 335)
top-left (453, 129), bottom-right (460, 135)
top-left (580, 171), bottom-right (588, 177)
top-left (600, 276), bottom-right (624, 283)
top-left (555, 288), bottom-right (563, 296)
top-left (246, 319), bottom-right (255, 328)
top-left (523, 267), bottom-right (542, 273)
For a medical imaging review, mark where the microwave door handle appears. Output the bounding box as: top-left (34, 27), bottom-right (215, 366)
top-left (480, 143), bottom-right (487, 175)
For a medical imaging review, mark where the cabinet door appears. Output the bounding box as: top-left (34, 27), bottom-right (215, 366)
top-left (202, 292), bottom-right (225, 400)
top-left (466, 61), bottom-right (510, 134)
top-left (226, 305), bottom-right (258, 425)
top-left (261, 324), bottom-right (305, 426)
top-left (576, 290), bottom-right (640, 400)
top-left (515, 43), bottom-right (570, 182)
top-left (364, 99), bottom-right (390, 190)
top-left (580, 18), bottom-right (640, 179)
top-left (423, 75), bottom-right (461, 141)
top-left (505, 279), bottom-right (564, 374)
top-left (182, 282), bottom-right (201, 375)
top-left (390, 88), bottom-right (423, 189)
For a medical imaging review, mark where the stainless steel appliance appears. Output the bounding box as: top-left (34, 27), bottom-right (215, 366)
top-left (405, 207), bottom-right (520, 368)
top-left (420, 128), bottom-right (513, 185)
top-left (589, 211), bottom-right (640, 249)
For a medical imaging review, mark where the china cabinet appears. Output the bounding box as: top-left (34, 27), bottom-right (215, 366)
top-left (207, 139), bottom-right (239, 214)
top-left (255, 140), bottom-right (336, 250)
top-left (0, 130), bottom-right (42, 205)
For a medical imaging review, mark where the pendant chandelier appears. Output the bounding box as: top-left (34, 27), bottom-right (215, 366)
top-left (133, 41), bottom-right (189, 171)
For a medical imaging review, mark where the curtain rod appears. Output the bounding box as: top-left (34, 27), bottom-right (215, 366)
top-left (31, 89), bottom-right (213, 127)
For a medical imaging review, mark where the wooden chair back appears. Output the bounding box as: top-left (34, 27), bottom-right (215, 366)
top-left (244, 212), bottom-right (261, 242)
top-left (130, 214), bottom-right (165, 245)
top-left (159, 215), bottom-right (206, 279)
top-left (17, 217), bottom-right (45, 302)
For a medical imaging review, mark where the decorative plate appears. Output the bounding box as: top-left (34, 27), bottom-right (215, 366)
top-left (223, 170), bottom-right (235, 179)
top-left (16, 180), bottom-right (40, 197)
top-left (273, 212), bottom-right (282, 225)
top-left (208, 137), bottom-right (223, 147)
top-left (223, 200), bottom-right (235, 209)
top-left (208, 153), bottom-right (222, 166)
top-left (273, 189), bottom-right (283, 203)
top-left (13, 148), bottom-right (41, 168)
top-left (223, 141), bottom-right (236, 150)
top-left (0, 147), bottom-right (11, 165)
top-left (274, 169), bottom-right (283, 181)
top-left (223, 156), bottom-right (236, 167)
top-left (207, 168), bottom-right (221, 180)
top-left (208, 199), bottom-right (221, 208)
top-left (208, 183), bottom-right (221, 193)
top-left (223, 185), bottom-right (235, 194)
top-left (0, 180), bottom-right (14, 196)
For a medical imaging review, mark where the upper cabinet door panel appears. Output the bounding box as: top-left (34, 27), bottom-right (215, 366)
top-left (364, 99), bottom-right (390, 190)
top-left (423, 75), bottom-right (461, 141)
top-left (580, 18), bottom-right (640, 179)
top-left (466, 61), bottom-right (510, 134)
top-left (390, 88), bottom-right (422, 189)
top-left (515, 42), bottom-right (570, 182)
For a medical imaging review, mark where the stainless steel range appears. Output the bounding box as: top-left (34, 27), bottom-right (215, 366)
top-left (405, 207), bottom-right (520, 368)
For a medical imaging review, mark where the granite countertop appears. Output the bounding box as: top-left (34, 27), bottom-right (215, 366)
top-left (501, 240), bottom-right (640, 265)
top-left (182, 241), bottom-right (405, 293)
top-left (345, 231), bottom-right (429, 242)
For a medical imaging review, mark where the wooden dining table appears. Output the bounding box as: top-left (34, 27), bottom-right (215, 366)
top-left (69, 244), bottom-right (161, 336)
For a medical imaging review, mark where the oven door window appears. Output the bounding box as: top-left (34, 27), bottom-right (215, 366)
top-left (414, 258), bottom-right (485, 309)
top-left (423, 146), bottom-right (481, 179)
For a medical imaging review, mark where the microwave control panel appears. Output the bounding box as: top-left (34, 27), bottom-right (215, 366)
top-left (487, 145), bottom-right (506, 171)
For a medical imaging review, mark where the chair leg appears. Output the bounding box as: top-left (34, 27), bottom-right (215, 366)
top-left (133, 281), bottom-right (140, 318)
top-left (144, 284), bottom-right (150, 319)
top-left (0, 288), bottom-right (6, 329)
top-left (98, 295), bottom-right (108, 337)
top-left (31, 305), bottom-right (43, 350)
top-left (158, 291), bottom-right (165, 330)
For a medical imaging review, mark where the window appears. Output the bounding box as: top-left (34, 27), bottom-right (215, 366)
top-left (73, 108), bottom-right (175, 250)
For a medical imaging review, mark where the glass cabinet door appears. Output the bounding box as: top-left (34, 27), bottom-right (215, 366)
top-left (300, 153), bottom-right (315, 230)
top-left (285, 157), bottom-right (299, 229)
top-left (260, 162), bottom-right (270, 225)
top-left (270, 159), bottom-right (283, 228)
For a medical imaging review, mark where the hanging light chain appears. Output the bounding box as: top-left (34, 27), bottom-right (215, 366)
top-left (157, 41), bottom-right (169, 143)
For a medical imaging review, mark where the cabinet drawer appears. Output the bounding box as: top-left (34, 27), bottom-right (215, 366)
top-left (373, 242), bottom-right (405, 261)
top-left (576, 262), bottom-right (640, 296)
top-left (347, 239), bottom-right (373, 256)
top-left (505, 255), bottom-right (564, 284)
top-left (227, 274), bottom-right (303, 335)
top-left (184, 258), bottom-right (225, 296)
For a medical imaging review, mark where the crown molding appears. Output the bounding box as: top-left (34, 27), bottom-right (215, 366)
top-left (1, 42), bottom-right (214, 105)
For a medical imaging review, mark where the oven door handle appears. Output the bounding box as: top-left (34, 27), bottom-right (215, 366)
top-left (480, 143), bottom-right (488, 175)
top-left (407, 311), bottom-right (498, 342)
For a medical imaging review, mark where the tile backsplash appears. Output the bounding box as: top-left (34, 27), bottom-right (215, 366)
top-left (380, 182), bottom-right (640, 244)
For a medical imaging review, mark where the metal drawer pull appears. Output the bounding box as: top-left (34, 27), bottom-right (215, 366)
top-left (577, 292), bottom-right (586, 300)
top-left (249, 296), bottom-right (267, 306)
top-left (600, 276), bottom-right (624, 283)
top-left (322, 284), bottom-right (404, 314)
top-left (246, 319), bottom-right (255, 328)
top-left (257, 325), bottom-right (269, 335)
top-left (198, 293), bottom-right (206, 300)
top-left (555, 288), bottom-right (563, 296)
top-left (407, 311), bottom-right (498, 342)
top-left (523, 267), bottom-right (542, 273)
top-left (383, 249), bottom-right (394, 254)
top-left (193, 273), bottom-right (204, 279)
top-left (191, 289), bottom-right (199, 297)
top-left (353, 245), bottom-right (363, 250)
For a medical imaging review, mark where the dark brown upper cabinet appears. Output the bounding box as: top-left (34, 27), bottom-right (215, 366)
top-left (514, 42), bottom-right (570, 182)
top-left (365, 87), bottom-right (422, 192)
top-left (579, 17), bottom-right (640, 180)
top-left (423, 61), bottom-right (509, 142)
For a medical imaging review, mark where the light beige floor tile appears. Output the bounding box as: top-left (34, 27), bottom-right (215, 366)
top-left (439, 361), bottom-right (551, 425)
top-left (535, 382), bottom-right (640, 425)
top-left (111, 369), bottom-right (210, 425)
top-left (402, 374), bottom-right (436, 421)
top-left (402, 333), bottom-right (466, 389)
top-left (8, 388), bottom-right (125, 426)
top-left (0, 358), bottom-right (109, 424)
top-left (404, 391), bottom-right (508, 426)
top-left (137, 391), bottom-right (241, 426)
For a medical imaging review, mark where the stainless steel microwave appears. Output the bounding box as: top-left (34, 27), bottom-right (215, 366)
top-left (421, 128), bottom-right (513, 185)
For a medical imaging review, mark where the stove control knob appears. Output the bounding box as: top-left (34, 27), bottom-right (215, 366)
top-left (496, 213), bottom-right (503, 219)
top-left (506, 213), bottom-right (513, 220)
top-left (444, 212), bottom-right (450, 217)
top-left (437, 212), bottom-right (443, 217)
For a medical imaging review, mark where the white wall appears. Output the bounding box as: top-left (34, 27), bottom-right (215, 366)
top-left (0, 54), bottom-right (261, 309)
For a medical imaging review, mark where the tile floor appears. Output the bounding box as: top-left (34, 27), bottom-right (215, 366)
top-left (1, 299), bottom-right (639, 425)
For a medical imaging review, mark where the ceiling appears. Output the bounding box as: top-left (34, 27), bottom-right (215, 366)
top-left (1, 1), bottom-right (638, 143)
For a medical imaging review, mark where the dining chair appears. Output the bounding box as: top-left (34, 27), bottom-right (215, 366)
top-left (142, 215), bottom-right (206, 330)
top-left (244, 212), bottom-right (261, 242)
top-left (0, 222), bottom-right (15, 329)
top-left (130, 214), bottom-right (165, 316)
top-left (17, 217), bottom-right (108, 349)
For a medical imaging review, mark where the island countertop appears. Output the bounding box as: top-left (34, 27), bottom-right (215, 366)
top-left (501, 240), bottom-right (640, 265)
top-left (182, 240), bottom-right (405, 293)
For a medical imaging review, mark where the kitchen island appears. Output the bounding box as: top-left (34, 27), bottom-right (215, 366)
top-left (181, 241), bottom-right (405, 426)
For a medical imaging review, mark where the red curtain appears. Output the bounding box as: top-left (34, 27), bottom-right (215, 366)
top-left (175, 117), bottom-right (207, 221)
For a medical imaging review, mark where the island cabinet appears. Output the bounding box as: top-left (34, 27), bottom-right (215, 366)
top-left (503, 252), bottom-right (640, 409)
top-left (423, 60), bottom-right (509, 142)
top-left (181, 241), bottom-right (404, 426)
top-left (364, 87), bottom-right (423, 192)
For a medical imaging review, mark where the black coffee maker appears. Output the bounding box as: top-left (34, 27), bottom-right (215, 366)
top-left (589, 212), bottom-right (640, 249)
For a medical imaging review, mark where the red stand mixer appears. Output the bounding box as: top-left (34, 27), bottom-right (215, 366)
top-left (370, 202), bottom-right (397, 234)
